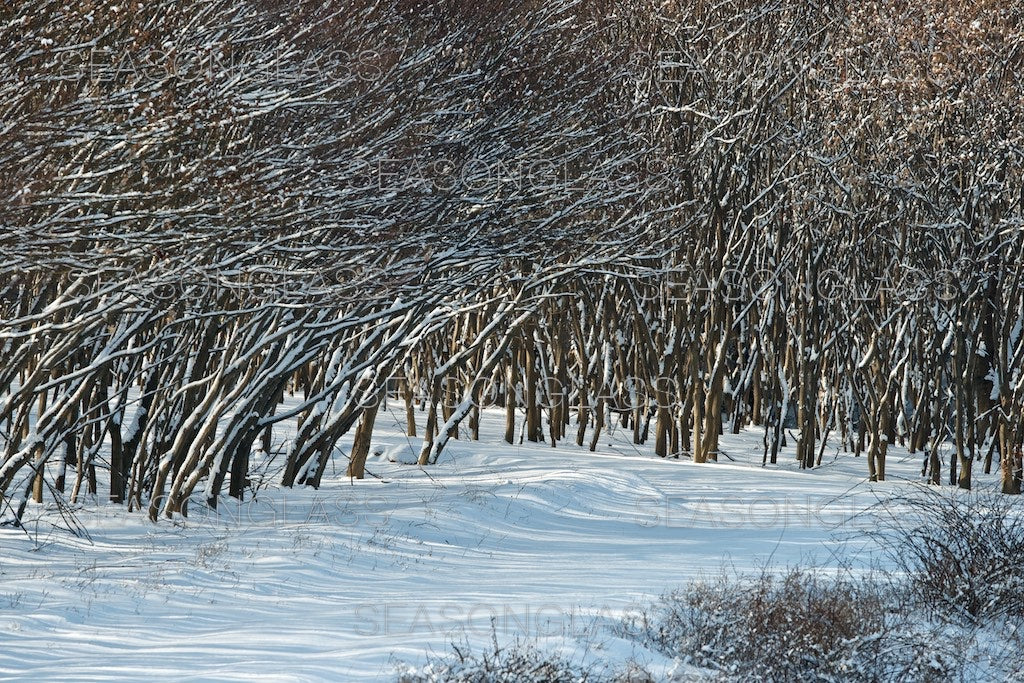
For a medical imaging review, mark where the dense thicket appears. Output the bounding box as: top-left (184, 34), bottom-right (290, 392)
top-left (1, 0), bottom-right (1022, 523)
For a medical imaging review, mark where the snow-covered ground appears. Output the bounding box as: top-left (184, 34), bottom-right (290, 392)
top-left (0, 405), bottom-right (977, 681)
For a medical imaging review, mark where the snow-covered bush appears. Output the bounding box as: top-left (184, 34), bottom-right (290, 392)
top-left (626, 569), bottom-right (948, 682)
top-left (396, 620), bottom-right (658, 683)
top-left (397, 638), bottom-right (600, 683)
top-left (874, 490), bottom-right (1024, 624)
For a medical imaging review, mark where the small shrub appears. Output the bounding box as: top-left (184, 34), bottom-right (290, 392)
top-left (626, 569), bottom-right (949, 682)
top-left (872, 489), bottom-right (1024, 623)
top-left (607, 660), bottom-right (656, 683)
top-left (398, 634), bottom-right (597, 683)
top-left (396, 621), bottom-right (657, 683)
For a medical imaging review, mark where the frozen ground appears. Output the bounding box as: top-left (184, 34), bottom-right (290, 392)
top-left (0, 405), bottom-right (986, 681)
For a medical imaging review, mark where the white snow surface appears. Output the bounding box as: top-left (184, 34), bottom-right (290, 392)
top-left (0, 404), bottom-right (973, 681)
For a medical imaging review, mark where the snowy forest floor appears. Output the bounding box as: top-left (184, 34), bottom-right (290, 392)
top-left (0, 403), bottom-right (1013, 681)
